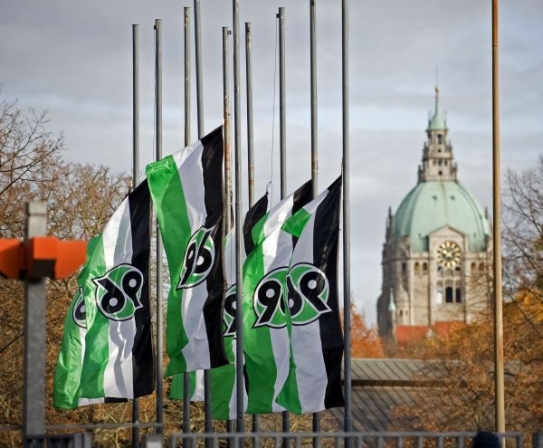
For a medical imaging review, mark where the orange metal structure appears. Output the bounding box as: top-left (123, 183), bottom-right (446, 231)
top-left (0, 237), bottom-right (86, 280)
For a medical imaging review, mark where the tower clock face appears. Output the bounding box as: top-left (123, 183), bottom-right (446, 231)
top-left (437, 241), bottom-right (461, 267)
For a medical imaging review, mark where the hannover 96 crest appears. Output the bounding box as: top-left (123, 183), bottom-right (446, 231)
top-left (72, 287), bottom-right (86, 329)
top-left (222, 285), bottom-right (237, 337)
top-left (286, 263), bottom-right (331, 326)
top-left (93, 264), bottom-right (144, 321)
top-left (253, 263), bottom-right (331, 329)
top-left (177, 226), bottom-right (216, 289)
top-left (253, 267), bottom-right (288, 328)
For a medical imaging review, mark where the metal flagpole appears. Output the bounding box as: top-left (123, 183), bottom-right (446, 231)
top-left (132, 23), bottom-right (141, 448)
top-left (224, 27), bottom-right (233, 232)
top-left (309, 1), bottom-right (321, 443)
top-left (245, 22), bottom-right (255, 208)
top-left (194, 0), bottom-right (205, 137)
top-left (192, 0), bottom-right (213, 438)
top-left (222, 26), bottom-right (235, 440)
top-left (341, 0), bottom-right (353, 436)
top-left (491, 0), bottom-right (505, 435)
top-left (245, 21), bottom-right (260, 436)
top-left (183, 6), bottom-right (192, 435)
top-left (310, 0), bottom-right (318, 199)
top-left (154, 18), bottom-right (165, 436)
top-left (233, 0), bottom-right (245, 434)
top-left (278, 7), bottom-right (287, 200)
top-left (277, 7), bottom-right (290, 441)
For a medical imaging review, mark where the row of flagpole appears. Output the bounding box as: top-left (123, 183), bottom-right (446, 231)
top-left (130, 0), bottom-right (352, 441)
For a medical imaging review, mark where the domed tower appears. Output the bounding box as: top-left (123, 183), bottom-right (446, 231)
top-left (376, 88), bottom-right (492, 343)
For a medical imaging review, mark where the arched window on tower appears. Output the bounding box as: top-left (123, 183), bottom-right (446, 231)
top-left (437, 134), bottom-right (443, 144)
top-left (436, 287), bottom-right (443, 304)
top-left (471, 262), bottom-right (476, 273)
top-left (422, 262), bottom-right (428, 273)
top-left (445, 287), bottom-right (453, 303)
top-left (415, 262), bottom-right (420, 274)
top-left (455, 288), bottom-right (462, 303)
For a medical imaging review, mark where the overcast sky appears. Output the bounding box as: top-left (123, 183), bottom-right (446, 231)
top-left (2, 0), bottom-right (542, 325)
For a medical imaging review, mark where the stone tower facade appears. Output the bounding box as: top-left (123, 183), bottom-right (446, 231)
top-left (376, 89), bottom-right (492, 343)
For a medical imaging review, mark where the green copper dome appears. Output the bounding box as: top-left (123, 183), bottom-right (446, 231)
top-left (392, 181), bottom-right (490, 253)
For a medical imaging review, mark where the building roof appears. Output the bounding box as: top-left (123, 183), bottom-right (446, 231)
top-left (333, 359), bottom-right (447, 431)
top-left (392, 180), bottom-right (490, 252)
top-left (333, 358), bottom-right (523, 432)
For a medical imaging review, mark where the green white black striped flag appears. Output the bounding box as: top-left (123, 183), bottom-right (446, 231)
top-left (277, 176), bottom-right (344, 414)
top-left (210, 193), bottom-right (268, 420)
top-left (146, 126), bottom-right (228, 375)
top-left (242, 181), bottom-right (312, 414)
top-left (76, 179), bottom-right (154, 401)
top-left (170, 370), bottom-right (204, 402)
top-left (54, 238), bottom-right (110, 409)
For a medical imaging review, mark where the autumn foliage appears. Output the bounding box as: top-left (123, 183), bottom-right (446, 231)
top-left (349, 303), bottom-right (384, 358)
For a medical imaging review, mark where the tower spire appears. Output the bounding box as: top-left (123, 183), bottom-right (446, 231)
top-left (419, 87), bottom-right (457, 182)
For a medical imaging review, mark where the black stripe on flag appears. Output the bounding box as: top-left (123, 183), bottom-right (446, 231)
top-left (292, 180), bottom-right (313, 215)
top-left (243, 193), bottom-right (268, 256)
top-left (200, 125), bottom-right (229, 368)
top-left (128, 179), bottom-right (155, 397)
top-left (312, 176), bottom-right (345, 409)
top-left (291, 180), bottom-right (313, 248)
top-left (201, 126), bottom-right (224, 229)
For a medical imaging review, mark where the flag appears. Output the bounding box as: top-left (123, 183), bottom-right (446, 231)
top-left (210, 193), bottom-right (269, 420)
top-left (54, 238), bottom-right (109, 409)
top-left (170, 371), bottom-right (205, 402)
top-left (242, 180), bottom-right (312, 414)
top-left (78, 179), bottom-right (154, 401)
top-left (277, 176), bottom-right (344, 414)
top-left (146, 126), bottom-right (228, 374)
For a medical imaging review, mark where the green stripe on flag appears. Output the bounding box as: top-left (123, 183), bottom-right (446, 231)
top-left (79, 234), bottom-right (109, 399)
top-left (146, 154), bottom-right (192, 375)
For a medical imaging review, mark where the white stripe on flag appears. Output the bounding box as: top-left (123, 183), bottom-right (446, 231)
top-left (173, 140), bottom-right (205, 232)
top-left (181, 285), bottom-right (211, 370)
top-left (101, 197), bottom-right (137, 398)
top-left (262, 229), bottom-right (292, 412)
top-left (173, 141), bottom-right (213, 370)
top-left (193, 370), bottom-right (205, 401)
top-left (105, 320), bottom-right (136, 398)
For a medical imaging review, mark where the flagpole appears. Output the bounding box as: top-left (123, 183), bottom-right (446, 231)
top-left (245, 22), bottom-right (255, 208)
top-left (277, 6), bottom-right (291, 441)
top-left (278, 7), bottom-right (287, 200)
top-left (132, 23), bottom-right (141, 448)
top-left (341, 0), bottom-right (353, 436)
top-left (233, 0), bottom-right (245, 434)
top-left (194, 0), bottom-right (205, 137)
top-left (154, 18), bottom-right (165, 436)
top-left (309, 0), bottom-right (321, 442)
top-left (222, 25), bottom-right (236, 441)
top-left (182, 6), bottom-right (192, 435)
top-left (245, 20), bottom-right (260, 436)
top-left (492, 0), bottom-right (505, 435)
top-left (192, 0), bottom-right (214, 438)
top-left (223, 27), bottom-right (233, 232)
top-left (310, 0), bottom-right (318, 199)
